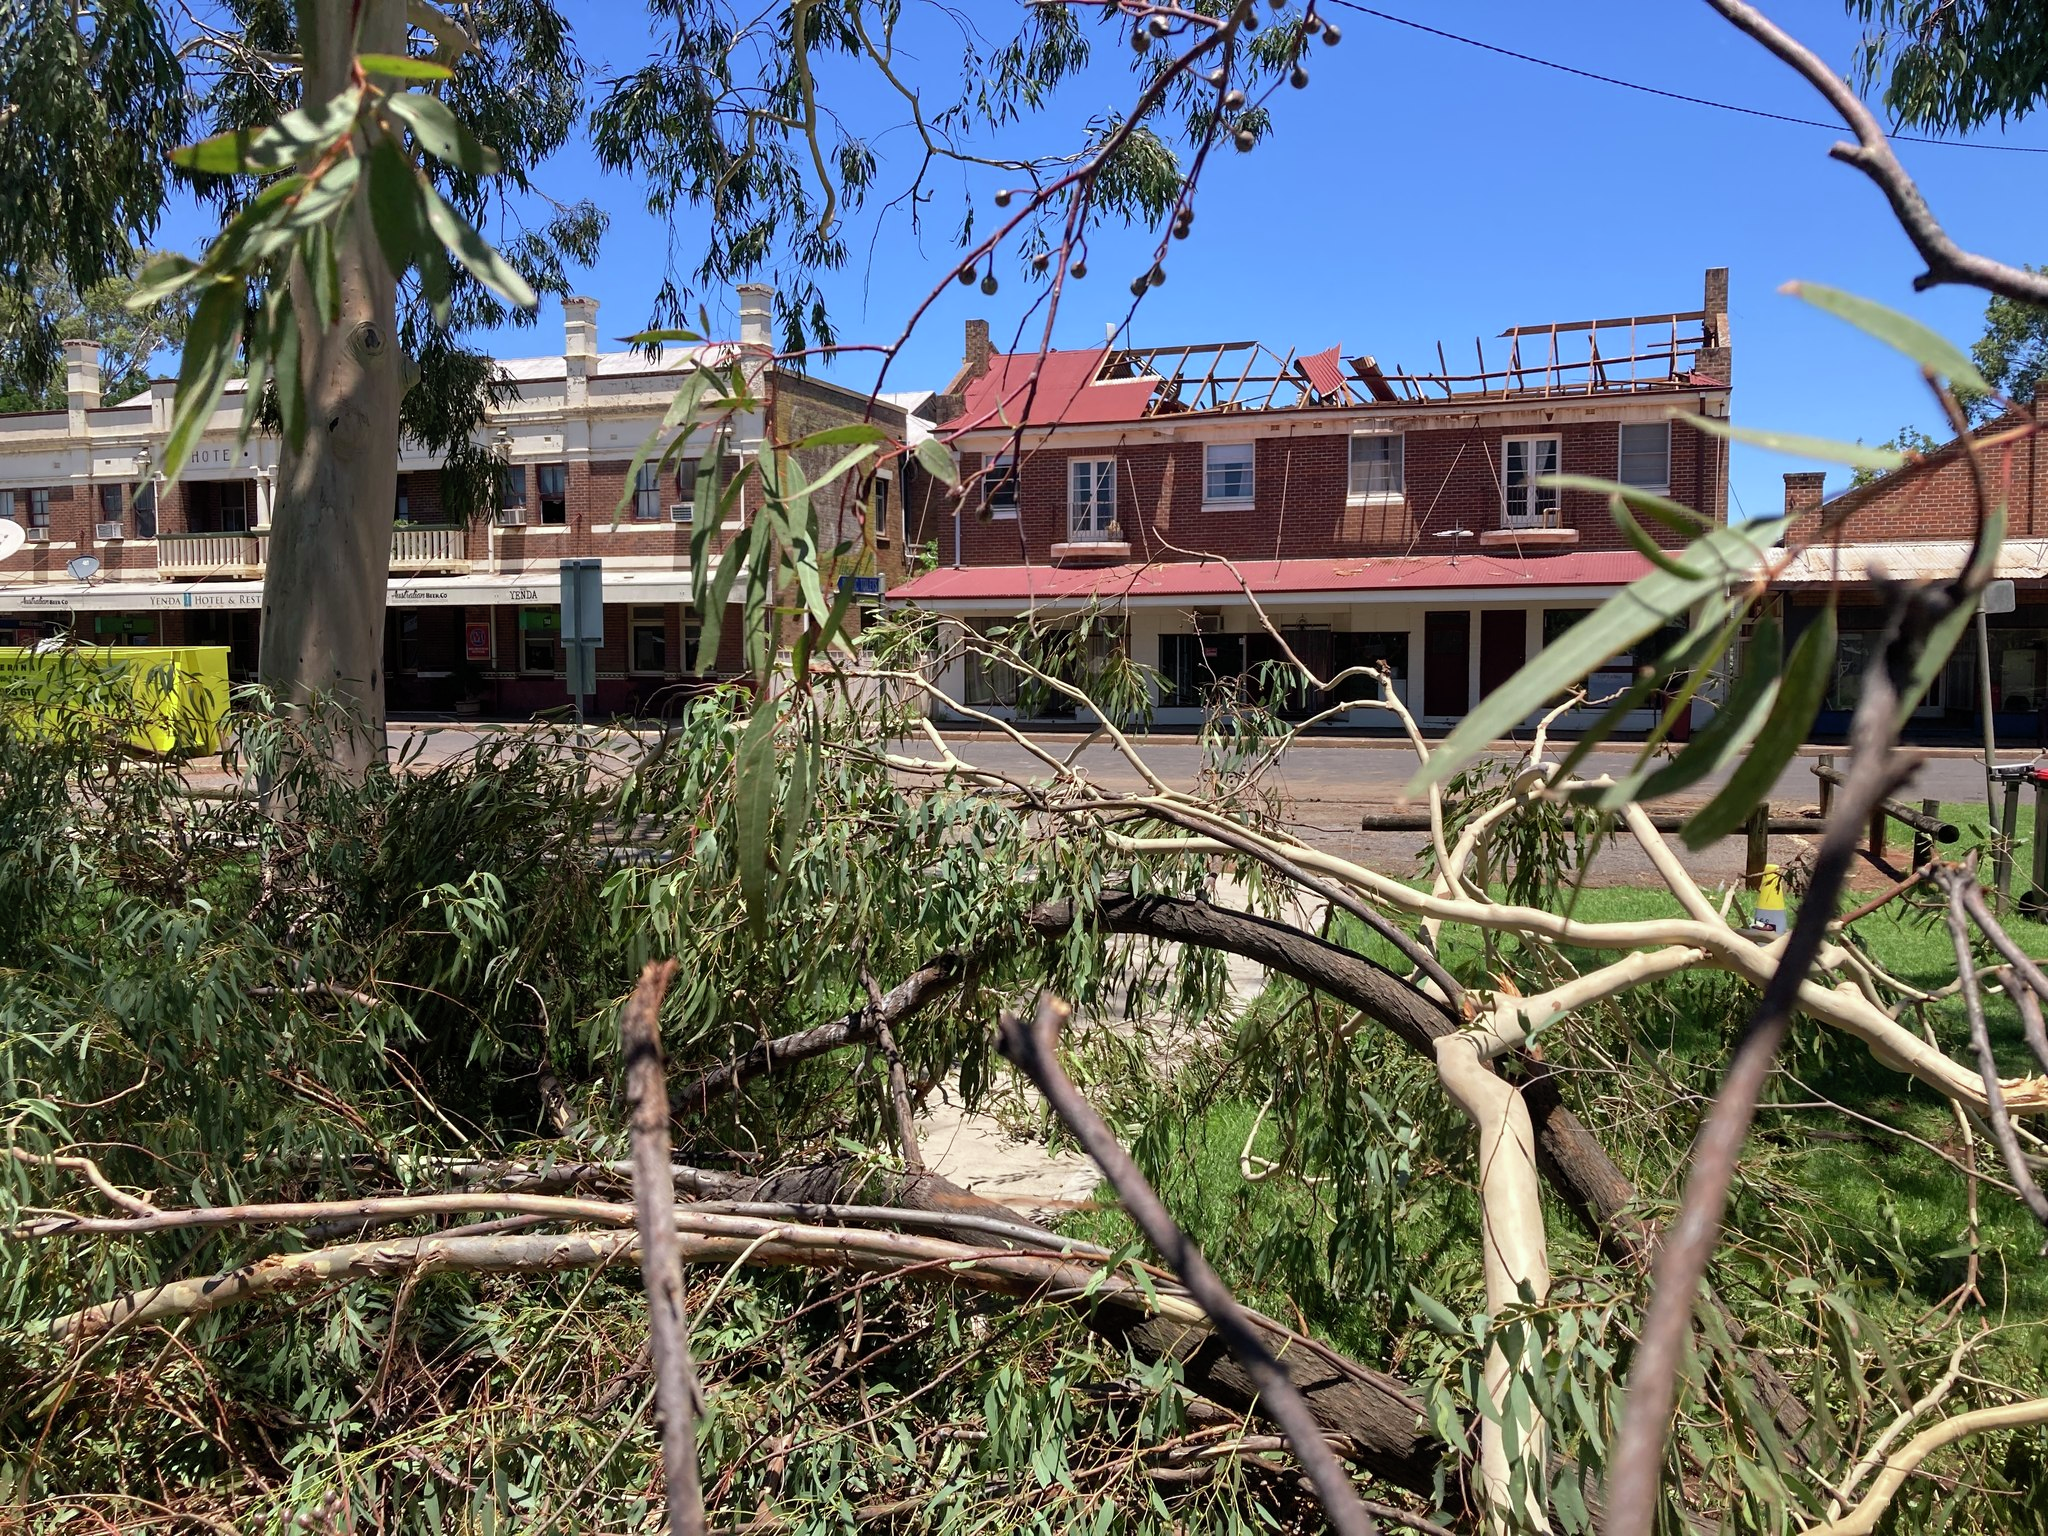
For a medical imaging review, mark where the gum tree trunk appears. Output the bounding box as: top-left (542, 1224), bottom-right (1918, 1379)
top-left (256, 0), bottom-right (405, 775)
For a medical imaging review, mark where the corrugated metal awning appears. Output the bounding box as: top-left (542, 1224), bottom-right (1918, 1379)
top-left (1767, 538), bottom-right (2048, 584)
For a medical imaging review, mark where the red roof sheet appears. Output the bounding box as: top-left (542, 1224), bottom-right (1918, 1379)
top-left (1295, 345), bottom-right (1346, 399)
top-left (893, 551), bottom-right (1654, 605)
top-left (950, 348), bottom-right (1159, 433)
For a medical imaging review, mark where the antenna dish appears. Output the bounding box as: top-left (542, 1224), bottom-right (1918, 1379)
top-left (67, 554), bottom-right (101, 583)
top-left (0, 521), bottom-right (22, 561)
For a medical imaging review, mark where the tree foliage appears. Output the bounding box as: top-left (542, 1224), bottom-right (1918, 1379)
top-left (1848, 0), bottom-right (2048, 133)
top-left (0, 257), bottom-right (191, 412)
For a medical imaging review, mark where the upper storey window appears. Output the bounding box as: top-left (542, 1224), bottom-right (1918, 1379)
top-left (1068, 458), bottom-right (1116, 542)
top-left (1618, 421), bottom-right (1671, 494)
top-left (983, 455), bottom-right (1018, 519)
top-left (1349, 433), bottom-right (1404, 498)
top-left (1503, 436), bottom-right (1561, 528)
top-left (1203, 443), bottom-right (1254, 505)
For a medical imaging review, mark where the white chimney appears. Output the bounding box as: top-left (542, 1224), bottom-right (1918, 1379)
top-left (65, 338), bottom-right (102, 427)
top-left (563, 296), bottom-right (597, 405)
top-left (736, 283), bottom-right (773, 352)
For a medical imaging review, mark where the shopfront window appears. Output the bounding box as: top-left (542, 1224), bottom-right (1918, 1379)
top-left (519, 607), bottom-right (560, 673)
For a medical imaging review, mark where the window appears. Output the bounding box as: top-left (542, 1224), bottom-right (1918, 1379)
top-left (1349, 433), bottom-right (1404, 497)
top-left (629, 605), bottom-right (666, 674)
top-left (1204, 442), bottom-right (1255, 504)
top-left (1502, 436), bottom-right (1561, 527)
top-left (538, 463), bottom-right (568, 524)
top-left (98, 484), bottom-right (122, 525)
top-left (873, 474), bottom-right (892, 539)
top-left (0, 490), bottom-right (13, 521)
top-left (394, 474), bottom-right (411, 524)
top-left (1619, 421), bottom-right (1671, 493)
top-left (395, 611), bottom-right (422, 672)
top-left (634, 463), bottom-right (662, 521)
top-left (218, 480), bottom-right (249, 532)
top-left (29, 488), bottom-right (50, 528)
top-left (519, 607), bottom-right (560, 673)
top-left (984, 455), bottom-right (1018, 518)
top-left (682, 619), bottom-right (704, 674)
top-left (1068, 458), bottom-right (1116, 541)
top-left (670, 459), bottom-right (699, 523)
top-left (133, 481), bottom-right (157, 539)
top-left (965, 650), bottom-right (1021, 707)
top-left (498, 464), bottom-right (527, 511)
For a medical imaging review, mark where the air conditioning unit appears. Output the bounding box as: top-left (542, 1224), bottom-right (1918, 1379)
top-left (24, 527), bottom-right (50, 542)
top-left (1192, 609), bottom-right (1223, 635)
top-left (95, 521), bottom-right (124, 541)
top-left (668, 502), bottom-right (693, 524)
top-left (493, 507), bottom-right (527, 527)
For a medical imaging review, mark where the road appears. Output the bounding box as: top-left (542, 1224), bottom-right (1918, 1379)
top-left (358, 723), bottom-right (2032, 889)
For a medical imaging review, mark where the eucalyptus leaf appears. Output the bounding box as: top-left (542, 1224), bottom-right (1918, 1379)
top-left (158, 283), bottom-right (245, 493)
top-left (734, 699), bottom-right (779, 937)
top-left (357, 52), bottom-right (454, 81)
top-left (1543, 474), bottom-right (1709, 535)
top-left (419, 181), bottom-right (535, 308)
top-left (915, 435), bottom-right (960, 486)
top-left (1784, 281), bottom-right (1992, 394)
top-left (1685, 607), bottom-right (1837, 847)
top-left (385, 91), bottom-right (500, 176)
top-left (1682, 415), bottom-right (1909, 472)
top-left (793, 422), bottom-right (887, 450)
top-left (1411, 519), bottom-right (1787, 795)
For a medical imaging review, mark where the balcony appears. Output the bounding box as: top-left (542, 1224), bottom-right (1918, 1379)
top-left (390, 524), bottom-right (471, 573)
top-left (153, 525), bottom-right (471, 579)
top-left (156, 530), bottom-right (267, 578)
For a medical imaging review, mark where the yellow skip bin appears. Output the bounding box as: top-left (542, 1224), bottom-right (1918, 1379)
top-left (0, 646), bottom-right (232, 755)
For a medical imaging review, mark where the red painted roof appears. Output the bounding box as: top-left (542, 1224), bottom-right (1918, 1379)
top-left (950, 348), bottom-right (1160, 432)
top-left (893, 551), bottom-right (1654, 604)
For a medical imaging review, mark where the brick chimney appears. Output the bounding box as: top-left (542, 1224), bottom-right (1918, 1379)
top-left (64, 338), bottom-right (101, 429)
top-left (562, 296), bottom-right (597, 406)
top-left (737, 283), bottom-right (773, 351)
top-left (1783, 470), bottom-right (1826, 536)
top-left (1696, 266), bottom-right (1732, 383)
top-left (963, 318), bottom-right (991, 383)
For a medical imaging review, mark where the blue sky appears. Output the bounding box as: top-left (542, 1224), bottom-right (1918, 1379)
top-left (161, 3), bottom-right (2048, 522)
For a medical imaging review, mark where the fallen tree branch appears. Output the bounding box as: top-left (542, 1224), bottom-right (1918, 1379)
top-left (6, 1146), bottom-right (160, 1217)
top-left (998, 994), bottom-right (1382, 1536)
top-left (1798, 1395), bottom-right (2048, 1536)
top-left (622, 958), bottom-right (708, 1536)
top-left (672, 955), bottom-right (964, 1112)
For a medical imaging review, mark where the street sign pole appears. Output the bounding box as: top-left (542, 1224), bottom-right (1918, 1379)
top-left (1978, 579), bottom-right (2016, 828)
top-left (559, 558), bottom-right (603, 723)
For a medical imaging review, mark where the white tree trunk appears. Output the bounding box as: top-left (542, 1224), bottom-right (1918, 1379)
top-left (1435, 1032), bottom-right (1553, 1533)
top-left (257, 0), bottom-right (405, 775)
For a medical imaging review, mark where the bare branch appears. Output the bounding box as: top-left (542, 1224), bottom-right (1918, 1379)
top-left (1939, 878), bottom-right (2048, 1228)
top-left (1701, 0), bottom-right (2048, 305)
top-left (997, 995), bottom-right (1382, 1536)
top-left (1802, 1395), bottom-right (2048, 1536)
top-left (621, 958), bottom-right (707, 1536)
top-left (1605, 648), bottom-right (1915, 1536)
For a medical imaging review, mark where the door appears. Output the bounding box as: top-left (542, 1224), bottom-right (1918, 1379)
top-left (1479, 610), bottom-right (1528, 700)
top-left (1423, 611), bottom-right (1471, 718)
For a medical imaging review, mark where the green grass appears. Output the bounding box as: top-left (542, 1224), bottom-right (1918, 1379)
top-left (1059, 878), bottom-right (2048, 1366)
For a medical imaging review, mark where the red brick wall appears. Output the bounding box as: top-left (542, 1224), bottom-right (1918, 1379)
top-left (1789, 405), bottom-right (2044, 546)
top-left (918, 416), bottom-right (1719, 565)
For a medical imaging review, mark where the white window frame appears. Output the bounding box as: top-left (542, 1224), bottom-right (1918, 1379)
top-left (633, 462), bottom-right (663, 521)
top-left (1501, 435), bottom-right (1562, 528)
top-left (0, 490), bottom-right (13, 522)
top-left (984, 454), bottom-right (1018, 519)
top-left (1068, 457), bottom-right (1117, 542)
top-left (1203, 442), bottom-right (1255, 507)
top-left (1348, 432), bottom-right (1405, 500)
top-left (1618, 421), bottom-right (1671, 495)
top-left (29, 488), bottom-right (51, 528)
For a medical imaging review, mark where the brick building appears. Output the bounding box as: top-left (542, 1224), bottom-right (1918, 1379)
top-left (0, 286), bottom-right (906, 718)
top-left (1769, 411), bottom-right (2048, 743)
top-left (898, 269), bottom-right (1733, 731)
